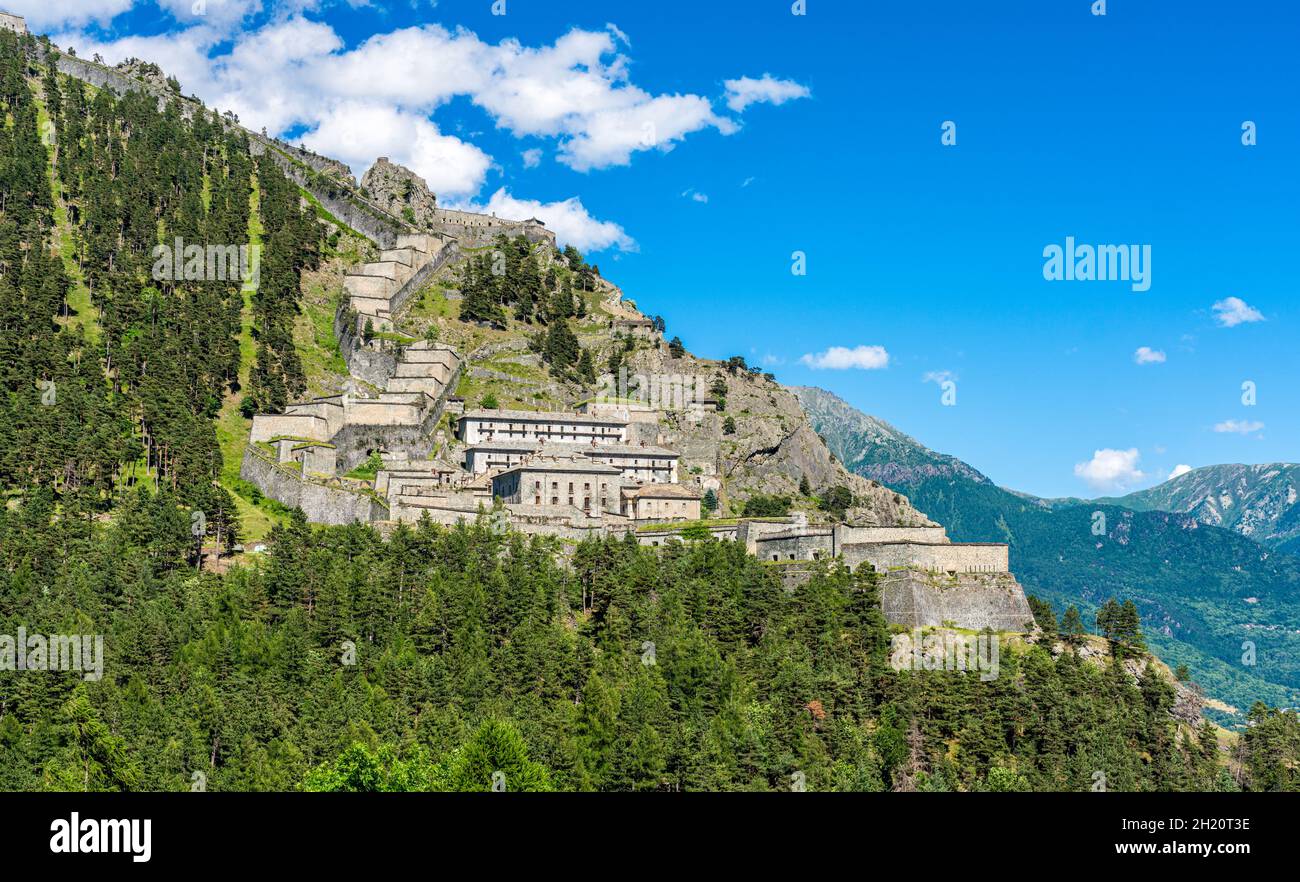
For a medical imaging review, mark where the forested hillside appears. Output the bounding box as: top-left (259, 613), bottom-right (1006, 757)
top-left (0, 30), bottom-right (319, 549)
top-left (6, 500), bottom-right (1295, 792)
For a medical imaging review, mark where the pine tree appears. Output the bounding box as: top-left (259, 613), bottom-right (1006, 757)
top-left (1060, 605), bottom-right (1085, 647)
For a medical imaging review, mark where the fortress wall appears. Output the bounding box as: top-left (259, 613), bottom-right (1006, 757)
top-left (344, 275), bottom-right (395, 299)
top-left (434, 208), bottom-right (508, 227)
top-left (387, 239), bottom-right (456, 316)
top-left (401, 349), bottom-right (458, 366)
top-left (248, 133), bottom-right (354, 184)
top-left (344, 400), bottom-right (424, 426)
top-left (387, 500), bottom-right (478, 527)
top-left (753, 531), bottom-right (835, 561)
top-left (394, 361), bottom-right (452, 379)
top-left (302, 445), bottom-right (338, 476)
top-left (431, 210), bottom-right (557, 248)
top-left (845, 542), bottom-right (1008, 574)
top-left (375, 471), bottom-right (451, 496)
top-left (250, 413), bottom-right (329, 444)
top-left (241, 449), bottom-right (386, 525)
top-left (256, 147), bottom-right (407, 247)
top-left (380, 249), bottom-right (414, 266)
top-left (329, 362), bottom-right (460, 472)
top-left (355, 261), bottom-right (406, 282)
top-left (637, 524), bottom-right (740, 545)
top-left (880, 571), bottom-right (1034, 632)
top-left (386, 377), bottom-right (447, 395)
top-left (348, 299), bottom-right (392, 319)
top-left (736, 519), bottom-right (805, 552)
top-left (334, 308), bottom-right (398, 388)
top-left (767, 561), bottom-right (822, 592)
top-left (837, 525), bottom-right (948, 545)
top-left (396, 233), bottom-right (435, 253)
top-left (44, 52), bottom-right (212, 121)
top-left (285, 401), bottom-right (345, 436)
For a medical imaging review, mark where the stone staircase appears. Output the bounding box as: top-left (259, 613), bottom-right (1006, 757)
top-left (384, 341), bottom-right (459, 396)
top-left (344, 233), bottom-right (451, 331)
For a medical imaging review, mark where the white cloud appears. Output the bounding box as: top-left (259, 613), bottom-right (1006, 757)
top-left (605, 22), bottom-right (631, 47)
top-left (1213, 419), bottom-right (1265, 435)
top-left (922, 369), bottom-right (955, 384)
top-left (157, 0), bottom-right (261, 32)
top-left (740, 176), bottom-right (755, 188)
top-left (681, 188), bottom-right (708, 204)
top-left (302, 101), bottom-right (491, 197)
top-left (5, 0), bottom-right (132, 30)
top-left (1167, 464), bottom-right (1193, 480)
top-left (55, 18), bottom-right (797, 188)
top-left (1212, 296), bottom-right (1265, 328)
top-left (1133, 346), bottom-right (1166, 364)
top-left (800, 345), bottom-right (890, 371)
top-left (723, 74), bottom-right (811, 113)
top-left (521, 148), bottom-right (543, 168)
top-left (1074, 448), bottom-right (1146, 493)
top-left (452, 188), bottom-right (636, 253)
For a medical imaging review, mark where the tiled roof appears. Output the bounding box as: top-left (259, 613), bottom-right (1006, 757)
top-left (460, 408), bottom-right (628, 425)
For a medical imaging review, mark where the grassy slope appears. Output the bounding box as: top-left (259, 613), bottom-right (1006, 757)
top-left (214, 170), bottom-right (285, 543)
top-left (31, 83), bottom-right (99, 346)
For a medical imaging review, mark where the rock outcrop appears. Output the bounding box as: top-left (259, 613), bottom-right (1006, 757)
top-left (361, 158), bottom-right (440, 229)
top-left (616, 340), bottom-right (935, 527)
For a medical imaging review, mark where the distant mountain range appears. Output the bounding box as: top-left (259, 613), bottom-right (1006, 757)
top-left (1102, 464), bottom-right (1300, 556)
top-left (795, 386), bottom-right (1300, 721)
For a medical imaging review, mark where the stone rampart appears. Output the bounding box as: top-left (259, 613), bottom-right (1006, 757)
top-left (845, 541), bottom-right (1008, 574)
top-left (250, 413), bottom-right (330, 444)
top-left (240, 448), bottom-right (387, 525)
top-left (880, 571), bottom-right (1034, 632)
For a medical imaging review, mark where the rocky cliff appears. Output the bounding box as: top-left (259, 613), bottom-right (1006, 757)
top-left (360, 158), bottom-right (440, 229)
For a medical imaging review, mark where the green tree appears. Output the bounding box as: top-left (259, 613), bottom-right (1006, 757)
top-left (433, 720), bottom-right (553, 792)
top-left (303, 743), bottom-right (435, 792)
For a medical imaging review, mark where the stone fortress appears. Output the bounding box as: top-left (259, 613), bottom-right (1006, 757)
top-left (0, 10), bottom-right (25, 34)
top-left (11, 15), bottom-right (1031, 633)
top-left (233, 149), bottom-right (1033, 631)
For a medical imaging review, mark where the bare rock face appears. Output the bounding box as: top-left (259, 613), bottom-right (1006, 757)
top-left (360, 158), bottom-right (439, 229)
top-left (623, 345), bottom-right (934, 527)
top-left (114, 58), bottom-right (176, 93)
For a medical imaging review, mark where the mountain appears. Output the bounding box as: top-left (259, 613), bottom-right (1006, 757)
top-left (796, 386), bottom-right (1300, 721)
top-left (1105, 464), bottom-right (1300, 555)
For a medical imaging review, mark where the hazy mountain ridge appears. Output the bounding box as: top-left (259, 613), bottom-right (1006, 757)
top-left (795, 386), bottom-right (1300, 719)
top-left (793, 385), bottom-right (992, 486)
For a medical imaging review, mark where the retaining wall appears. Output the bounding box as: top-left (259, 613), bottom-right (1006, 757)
top-left (240, 448), bottom-right (387, 525)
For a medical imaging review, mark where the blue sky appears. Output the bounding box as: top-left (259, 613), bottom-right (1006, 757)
top-left (32, 0), bottom-right (1298, 498)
